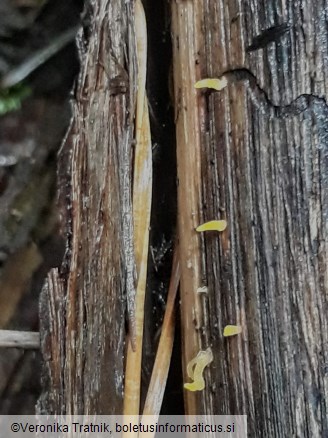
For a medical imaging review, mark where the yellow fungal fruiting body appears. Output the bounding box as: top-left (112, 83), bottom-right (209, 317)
top-left (223, 325), bottom-right (242, 337)
top-left (196, 220), bottom-right (227, 232)
top-left (194, 77), bottom-right (228, 91)
top-left (184, 347), bottom-right (213, 392)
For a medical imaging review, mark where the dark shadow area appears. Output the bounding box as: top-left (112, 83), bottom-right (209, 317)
top-left (141, 0), bottom-right (182, 414)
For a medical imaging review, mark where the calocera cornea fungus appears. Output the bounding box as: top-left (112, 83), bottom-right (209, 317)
top-left (184, 347), bottom-right (213, 392)
top-left (196, 220), bottom-right (227, 232)
top-left (223, 325), bottom-right (242, 337)
top-left (197, 286), bottom-right (208, 294)
top-left (194, 77), bottom-right (228, 91)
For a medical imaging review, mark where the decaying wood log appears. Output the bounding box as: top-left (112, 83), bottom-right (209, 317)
top-left (36, 0), bottom-right (328, 434)
top-left (172, 0), bottom-right (328, 436)
top-left (38, 0), bottom-right (137, 415)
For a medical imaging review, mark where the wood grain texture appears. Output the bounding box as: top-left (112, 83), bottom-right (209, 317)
top-left (38, 0), bottom-right (137, 415)
top-left (171, 0), bottom-right (205, 416)
top-left (172, 0), bottom-right (328, 435)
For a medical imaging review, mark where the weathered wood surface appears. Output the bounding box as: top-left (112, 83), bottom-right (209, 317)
top-left (172, 0), bottom-right (328, 436)
top-left (38, 0), bottom-right (137, 415)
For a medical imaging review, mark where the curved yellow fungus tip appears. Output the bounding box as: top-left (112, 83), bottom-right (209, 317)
top-left (194, 77), bottom-right (228, 91)
top-left (196, 220), bottom-right (227, 233)
top-left (184, 347), bottom-right (213, 392)
top-left (223, 325), bottom-right (242, 337)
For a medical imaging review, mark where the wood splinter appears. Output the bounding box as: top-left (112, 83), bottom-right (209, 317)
top-left (0, 329), bottom-right (39, 349)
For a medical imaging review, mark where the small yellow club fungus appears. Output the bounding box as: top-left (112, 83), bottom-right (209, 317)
top-left (223, 325), bottom-right (242, 337)
top-left (194, 77), bottom-right (228, 91)
top-left (196, 220), bottom-right (227, 233)
top-left (184, 347), bottom-right (213, 392)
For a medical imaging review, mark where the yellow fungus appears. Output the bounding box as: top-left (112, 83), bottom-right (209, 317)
top-left (196, 220), bottom-right (227, 232)
top-left (194, 77), bottom-right (228, 91)
top-left (186, 356), bottom-right (199, 380)
top-left (223, 325), bottom-right (242, 337)
top-left (184, 347), bottom-right (213, 392)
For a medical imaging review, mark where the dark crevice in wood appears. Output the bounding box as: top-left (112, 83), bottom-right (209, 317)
top-left (220, 68), bottom-right (328, 117)
top-left (141, 0), bottom-right (179, 411)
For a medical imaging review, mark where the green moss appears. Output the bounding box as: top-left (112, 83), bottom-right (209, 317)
top-left (0, 84), bottom-right (31, 115)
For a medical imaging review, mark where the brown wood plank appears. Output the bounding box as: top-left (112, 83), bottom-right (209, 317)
top-left (172, 0), bottom-right (328, 435)
top-left (38, 0), bottom-right (137, 415)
